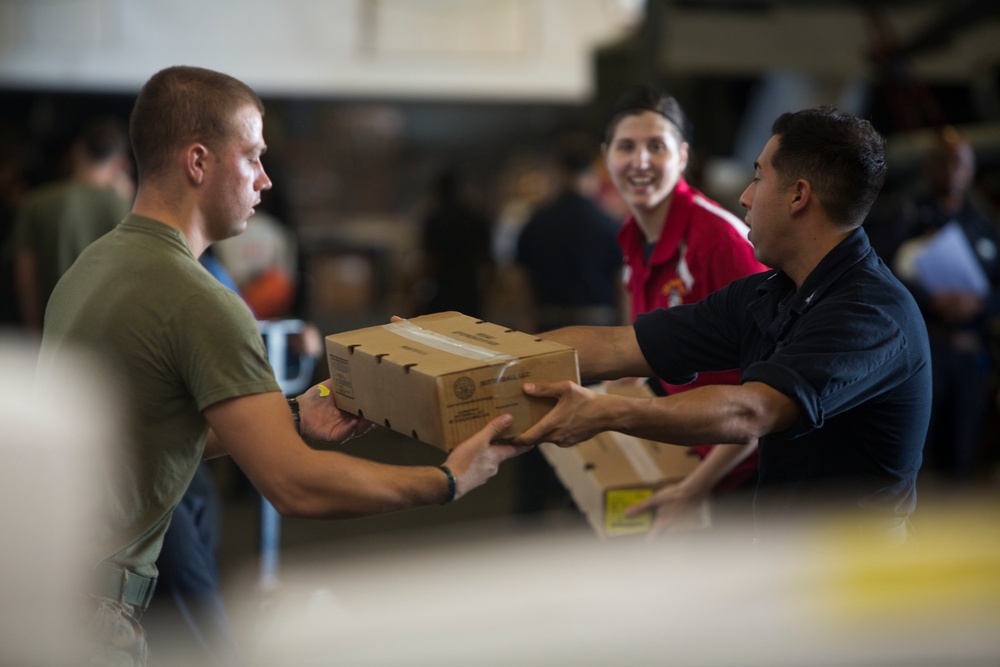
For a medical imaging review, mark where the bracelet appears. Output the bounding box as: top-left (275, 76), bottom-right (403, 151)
top-left (287, 397), bottom-right (301, 435)
top-left (438, 465), bottom-right (457, 504)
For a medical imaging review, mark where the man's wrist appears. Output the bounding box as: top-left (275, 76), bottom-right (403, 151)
top-left (287, 397), bottom-right (301, 435)
top-left (438, 465), bottom-right (457, 504)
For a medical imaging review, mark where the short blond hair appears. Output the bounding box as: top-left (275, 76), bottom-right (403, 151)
top-left (129, 66), bottom-right (264, 183)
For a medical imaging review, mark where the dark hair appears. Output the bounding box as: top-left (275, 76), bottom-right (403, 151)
top-left (78, 116), bottom-right (128, 163)
top-left (602, 84), bottom-right (690, 145)
top-left (129, 66), bottom-right (264, 182)
top-left (770, 106), bottom-right (886, 228)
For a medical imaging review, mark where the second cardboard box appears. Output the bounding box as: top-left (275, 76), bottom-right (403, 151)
top-left (540, 382), bottom-right (705, 538)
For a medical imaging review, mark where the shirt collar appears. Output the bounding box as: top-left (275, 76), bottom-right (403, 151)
top-left (756, 227), bottom-right (872, 312)
top-left (619, 177), bottom-right (695, 264)
top-left (120, 213), bottom-right (195, 258)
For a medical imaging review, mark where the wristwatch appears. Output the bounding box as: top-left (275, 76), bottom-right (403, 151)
top-left (287, 397), bottom-right (301, 435)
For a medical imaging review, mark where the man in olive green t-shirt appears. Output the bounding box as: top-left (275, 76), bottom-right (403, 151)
top-left (38, 66), bottom-right (528, 667)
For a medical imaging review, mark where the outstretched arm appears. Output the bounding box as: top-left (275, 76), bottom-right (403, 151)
top-left (204, 382), bottom-right (529, 519)
top-left (537, 325), bottom-right (653, 382)
top-left (513, 380), bottom-right (797, 449)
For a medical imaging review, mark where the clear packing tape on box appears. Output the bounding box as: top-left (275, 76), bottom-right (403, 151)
top-left (382, 320), bottom-right (532, 438)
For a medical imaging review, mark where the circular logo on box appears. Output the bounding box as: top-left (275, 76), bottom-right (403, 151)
top-left (453, 376), bottom-right (476, 400)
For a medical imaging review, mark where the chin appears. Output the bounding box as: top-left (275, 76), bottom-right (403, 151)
top-left (225, 221), bottom-right (248, 239)
top-left (631, 197), bottom-right (663, 214)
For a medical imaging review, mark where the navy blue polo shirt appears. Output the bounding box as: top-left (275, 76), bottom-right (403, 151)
top-left (634, 228), bottom-right (931, 529)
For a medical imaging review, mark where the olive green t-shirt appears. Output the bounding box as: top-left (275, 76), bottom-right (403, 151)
top-left (12, 180), bottom-right (131, 306)
top-left (38, 214), bottom-right (279, 578)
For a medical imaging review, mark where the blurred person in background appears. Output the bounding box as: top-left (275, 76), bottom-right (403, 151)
top-left (12, 115), bottom-right (132, 333)
top-left (600, 85), bottom-right (768, 533)
top-left (511, 130), bottom-right (625, 515)
top-left (875, 128), bottom-right (1000, 484)
top-left (515, 106), bottom-right (930, 546)
top-left (37, 65), bottom-right (527, 666)
top-left (213, 186), bottom-right (325, 360)
top-left (514, 130), bottom-right (625, 334)
top-left (214, 188), bottom-right (299, 318)
top-left (414, 166), bottom-right (493, 319)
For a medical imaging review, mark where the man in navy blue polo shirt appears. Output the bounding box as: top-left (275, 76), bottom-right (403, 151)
top-left (514, 106), bottom-right (931, 544)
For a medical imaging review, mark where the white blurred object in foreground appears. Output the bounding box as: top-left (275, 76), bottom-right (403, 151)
top-left (0, 338), bottom-right (118, 666)
top-left (233, 504), bottom-right (1000, 666)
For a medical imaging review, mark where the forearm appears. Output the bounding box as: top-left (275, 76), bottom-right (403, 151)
top-left (609, 382), bottom-right (795, 446)
top-left (206, 392), bottom-right (449, 518)
top-left (538, 325), bottom-right (651, 381)
top-left (680, 441), bottom-right (758, 496)
top-left (258, 448), bottom-right (448, 519)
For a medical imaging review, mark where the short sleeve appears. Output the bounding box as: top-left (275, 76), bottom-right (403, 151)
top-left (634, 278), bottom-right (751, 384)
top-left (169, 288), bottom-right (280, 410)
top-left (742, 300), bottom-right (909, 439)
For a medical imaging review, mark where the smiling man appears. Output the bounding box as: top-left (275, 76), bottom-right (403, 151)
top-left (37, 66), bottom-right (526, 666)
top-left (514, 106), bottom-right (931, 545)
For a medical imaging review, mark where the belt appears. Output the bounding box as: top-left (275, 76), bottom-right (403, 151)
top-left (92, 563), bottom-right (157, 610)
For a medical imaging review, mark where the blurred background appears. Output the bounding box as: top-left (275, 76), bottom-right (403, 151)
top-left (2, 1), bottom-right (1000, 663)
top-left (3, 1), bottom-right (999, 332)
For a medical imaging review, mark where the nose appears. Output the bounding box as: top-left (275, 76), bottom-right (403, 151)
top-left (738, 182), bottom-right (752, 210)
top-left (258, 165), bottom-right (273, 192)
top-left (631, 147), bottom-right (650, 168)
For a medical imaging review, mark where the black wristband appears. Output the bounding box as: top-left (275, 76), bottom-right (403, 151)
top-left (287, 397), bottom-right (301, 435)
top-left (438, 465), bottom-right (457, 504)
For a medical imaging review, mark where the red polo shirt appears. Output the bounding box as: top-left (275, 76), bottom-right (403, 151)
top-left (618, 177), bottom-right (768, 491)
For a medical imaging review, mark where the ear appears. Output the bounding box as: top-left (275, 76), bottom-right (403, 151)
top-left (789, 178), bottom-right (811, 215)
top-left (600, 142), bottom-right (609, 165)
top-left (184, 143), bottom-right (210, 186)
top-left (679, 141), bottom-right (691, 172)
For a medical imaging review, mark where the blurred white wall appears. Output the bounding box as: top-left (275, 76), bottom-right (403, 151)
top-left (1, 1), bottom-right (996, 101)
top-left (0, 0), bottom-right (643, 100)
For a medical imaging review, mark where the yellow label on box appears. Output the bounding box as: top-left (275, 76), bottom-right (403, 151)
top-left (604, 488), bottom-right (654, 536)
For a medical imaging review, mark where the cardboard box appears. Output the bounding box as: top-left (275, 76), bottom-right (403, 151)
top-left (325, 312), bottom-right (580, 451)
top-left (540, 382), bottom-right (704, 538)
